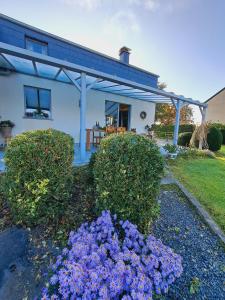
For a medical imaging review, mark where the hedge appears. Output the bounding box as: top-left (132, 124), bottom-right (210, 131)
top-left (208, 123), bottom-right (225, 144)
top-left (178, 132), bottom-right (193, 147)
top-left (221, 129), bottom-right (225, 144)
top-left (207, 127), bottom-right (223, 152)
top-left (93, 132), bottom-right (164, 233)
top-left (152, 124), bottom-right (195, 138)
top-left (4, 129), bottom-right (74, 226)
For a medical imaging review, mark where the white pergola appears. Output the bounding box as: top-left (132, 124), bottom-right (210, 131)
top-left (0, 42), bottom-right (207, 162)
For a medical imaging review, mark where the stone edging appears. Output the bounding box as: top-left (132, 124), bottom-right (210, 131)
top-left (161, 175), bottom-right (225, 246)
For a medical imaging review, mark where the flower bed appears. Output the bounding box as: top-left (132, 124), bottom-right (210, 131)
top-left (40, 211), bottom-right (182, 299)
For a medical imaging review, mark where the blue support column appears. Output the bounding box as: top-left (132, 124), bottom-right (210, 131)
top-left (173, 99), bottom-right (181, 146)
top-left (80, 72), bottom-right (87, 162)
top-left (199, 106), bottom-right (207, 149)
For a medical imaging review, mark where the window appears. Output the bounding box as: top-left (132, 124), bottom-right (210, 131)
top-left (24, 86), bottom-right (51, 119)
top-left (25, 37), bottom-right (48, 55)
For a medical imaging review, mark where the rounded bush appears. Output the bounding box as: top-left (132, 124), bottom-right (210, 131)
top-left (93, 133), bottom-right (164, 233)
top-left (207, 127), bottom-right (223, 152)
top-left (178, 132), bottom-right (192, 147)
top-left (40, 211), bottom-right (183, 299)
top-left (220, 129), bottom-right (225, 145)
top-left (4, 129), bottom-right (74, 225)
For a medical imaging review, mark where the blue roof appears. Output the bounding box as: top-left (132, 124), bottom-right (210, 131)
top-left (0, 14), bottom-right (159, 88)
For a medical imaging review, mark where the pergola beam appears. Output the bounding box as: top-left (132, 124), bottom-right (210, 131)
top-left (0, 42), bottom-right (207, 108)
top-left (63, 68), bottom-right (81, 92)
top-left (0, 53), bottom-right (16, 70)
top-left (54, 68), bottom-right (62, 80)
top-left (87, 78), bottom-right (103, 91)
top-left (32, 60), bottom-right (38, 76)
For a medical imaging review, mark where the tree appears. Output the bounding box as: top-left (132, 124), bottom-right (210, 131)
top-left (156, 82), bottom-right (193, 125)
top-left (155, 104), bottom-right (193, 125)
top-left (158, 82), bottom-right (167, 90)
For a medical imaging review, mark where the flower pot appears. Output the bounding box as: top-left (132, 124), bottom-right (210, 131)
top-left (0, 126), bottom-right (13, 138)
top-left (168, 152), bottom-right (177, 159)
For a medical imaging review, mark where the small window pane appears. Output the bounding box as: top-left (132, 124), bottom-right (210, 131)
top-left (105, 101), bottom-right (119, 127)
top-left (39, 89), bottom-right (51, 110)
top-left (25, 86), bottom-right (38, 109)
top-left (26, 37), bottom-right (48, 55)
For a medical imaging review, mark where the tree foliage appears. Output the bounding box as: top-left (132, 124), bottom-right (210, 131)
top-left (155, 104), bottom-right (193, 125)
top-left (156, 82), bottom-right (193, 125)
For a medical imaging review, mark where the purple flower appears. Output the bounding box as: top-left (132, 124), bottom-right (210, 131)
top-left (38, 211), bottom-right (183, 299)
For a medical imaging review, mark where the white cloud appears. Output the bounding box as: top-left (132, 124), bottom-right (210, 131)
top-left (128, 0), bottom-right (190, 13)
top-left (59, 0), bottom-right (190, 14)
top-left (104, 11), bottom-right (140, 41)
top-left (128, 0), bottom-right (159, 11)
top-left (144, 0), bottom-right (159, 11)
top-left (60, 0), bottom-right (102, 10)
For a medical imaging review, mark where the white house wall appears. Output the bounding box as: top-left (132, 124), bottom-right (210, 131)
top-left (0, 73), bottom-right (155, 144)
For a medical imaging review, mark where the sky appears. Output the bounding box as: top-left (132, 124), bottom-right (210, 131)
top-left (1, 0), bottom-right (225, 122)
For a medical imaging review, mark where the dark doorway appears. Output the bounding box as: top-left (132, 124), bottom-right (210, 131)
top-left (105, 101), bottom-right (130, 130)
top-left (119, 104), bottom-right (130, 129)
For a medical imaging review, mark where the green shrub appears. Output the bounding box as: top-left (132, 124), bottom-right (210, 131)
top-left (208, 123), bottom-right (225, 145)
top-left (220, 129), bottom-right (225, 144)
top-left (207, 127), bottom-right (223, 152)
top-left (178, 132), bottom-right (193, 147)
top-left (163, 143), bottom-right (177, 153)
top-left (178, 148), bottom-right (215, 159)
top-left (4, 129), bottom-right (74, 226)
top-left (93, 133), bottom-right (164, 233)
top-left (152, 124), bottom-right (195, 138)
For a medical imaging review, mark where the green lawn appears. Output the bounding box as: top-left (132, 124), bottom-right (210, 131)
top-left (169, 146), bottom-right (225, 232)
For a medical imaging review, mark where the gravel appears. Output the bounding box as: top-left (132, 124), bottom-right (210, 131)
top-left (153, 188), bottom-right (225, 300)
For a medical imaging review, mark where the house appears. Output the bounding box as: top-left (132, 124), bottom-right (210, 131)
top-left (0, 14), bottom-right (206, 163)
top-left (205, 88), bottom-right (225, 124)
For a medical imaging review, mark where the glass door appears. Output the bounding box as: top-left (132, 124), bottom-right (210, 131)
top-left (105, 101), bottom-right (130, 130)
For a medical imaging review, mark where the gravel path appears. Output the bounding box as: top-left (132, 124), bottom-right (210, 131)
top-left (153, 188), bottom-right (225, 300)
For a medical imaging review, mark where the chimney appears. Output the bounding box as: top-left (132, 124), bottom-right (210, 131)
top-left (119, 46), bottom-right (131, 64)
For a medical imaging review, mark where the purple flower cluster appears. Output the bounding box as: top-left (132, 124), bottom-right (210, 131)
top-left (41, 211), bottom-right (182, 300)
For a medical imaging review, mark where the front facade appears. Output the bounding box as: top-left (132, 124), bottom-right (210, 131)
top-left (0, 14), bottom-right (157, 145)
top-left (205, 88), bottom-right (225, 124)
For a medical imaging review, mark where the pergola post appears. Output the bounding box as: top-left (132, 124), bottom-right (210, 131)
top-left (199, 106), bottom-right (207, 150)
top-left (173, 99), bottom-right (181, 146)
top-left (200, 106), bottom-right (207, 124)
top-left (80, 72), bottom-right (87, 161)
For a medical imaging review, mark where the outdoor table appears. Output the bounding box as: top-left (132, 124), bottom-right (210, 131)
top-left (86, 128), bottom-right (106, 150)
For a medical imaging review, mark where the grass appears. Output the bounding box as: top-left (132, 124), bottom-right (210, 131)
top-left (169, 146), bottom-right (225, 232)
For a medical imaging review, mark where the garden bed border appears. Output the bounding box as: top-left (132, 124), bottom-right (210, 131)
top-left (161, 175), bottom-right (225, 245)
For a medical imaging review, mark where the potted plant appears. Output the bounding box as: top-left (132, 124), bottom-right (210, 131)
top-left (145, 124), bottom-right (154, 138)
top-left (34, 108), bottom-right (49, 119)
top-left (0, 120), bottom-right (15, 138)
top-left (163, 143), bottom-right (178, 159)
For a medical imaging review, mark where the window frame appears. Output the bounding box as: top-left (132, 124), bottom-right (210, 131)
top-left (25, 36), bottom-right (48, 55)
top-left (24, 85), bottom-right (52, 120)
